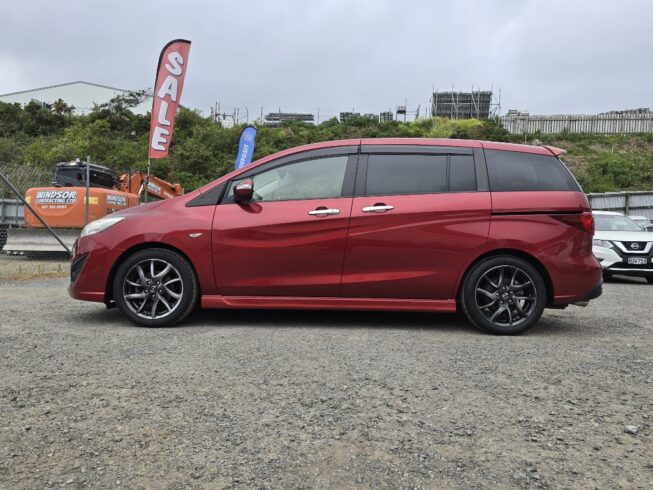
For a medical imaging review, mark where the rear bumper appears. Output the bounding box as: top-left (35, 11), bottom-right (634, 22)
top-left (582, 277), bottom-right (603, 301)
top-left (549, 253), bottom-right (603, 305)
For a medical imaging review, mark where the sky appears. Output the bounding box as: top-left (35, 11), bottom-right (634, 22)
top-left (0, 0), bottom-right (651, 120)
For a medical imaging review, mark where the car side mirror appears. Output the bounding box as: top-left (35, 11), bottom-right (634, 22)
top-left (234, 179), bottom-right (254, 202)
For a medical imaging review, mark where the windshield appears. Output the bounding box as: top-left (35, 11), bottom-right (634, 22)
top-left (594, 214), bottom-right (643, 232)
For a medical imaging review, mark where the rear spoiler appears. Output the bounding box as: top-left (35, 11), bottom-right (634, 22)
top-left (543, 145), bottom-right (566, 157)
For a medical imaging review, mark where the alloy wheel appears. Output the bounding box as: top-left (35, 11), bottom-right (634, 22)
top-left (474, 265), bottom-right (537, 327)
top-left (122, 258), bottom-right (184, 320)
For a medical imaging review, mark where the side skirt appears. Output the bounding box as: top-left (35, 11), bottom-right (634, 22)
top-left (201, 295), bottom-right (457, 312)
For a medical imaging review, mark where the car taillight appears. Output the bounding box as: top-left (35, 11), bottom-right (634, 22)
top-left (553, 212), bottom-right (595, 235)
top-left (579, 212), bottom-right (595, 234)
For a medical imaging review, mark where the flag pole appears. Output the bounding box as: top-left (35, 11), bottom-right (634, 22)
top-left (145, 158), bottom-right (150, 203)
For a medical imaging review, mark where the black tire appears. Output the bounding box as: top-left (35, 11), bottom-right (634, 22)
top-left (113, 248), bottom-right (198, 327)
top-left (646, 275), bottom-right (653, 284)
top-left (460, 255), bottom-right (547, 335)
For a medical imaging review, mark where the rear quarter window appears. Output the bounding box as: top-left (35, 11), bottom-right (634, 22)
top-left (485, 149), bottom-right (580, 192)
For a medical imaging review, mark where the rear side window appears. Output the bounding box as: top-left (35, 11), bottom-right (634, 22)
top-left (366, 154), bottom-right (447, 195)
top-left (485, 150), bottom-right (579, 192)
top-left (365, 154), bottom-right (477, 196)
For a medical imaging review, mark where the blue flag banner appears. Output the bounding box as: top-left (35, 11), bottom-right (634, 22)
top-left (235, 126), bottom-right (257, 170)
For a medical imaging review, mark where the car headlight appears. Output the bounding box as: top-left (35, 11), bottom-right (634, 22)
top-left (592, 239), bottom-right (613, 248)
top-left (80, 216), bottom-right (124, 237)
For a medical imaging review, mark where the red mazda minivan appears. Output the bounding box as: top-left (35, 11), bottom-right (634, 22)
top-left (69, 138), bottom-right (602, 334)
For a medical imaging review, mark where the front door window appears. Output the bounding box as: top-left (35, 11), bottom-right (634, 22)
top-left (230, 156), bottom-right (349, 202)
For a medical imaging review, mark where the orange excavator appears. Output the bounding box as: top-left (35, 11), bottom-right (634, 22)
top-left (3, 160), bottom-right (183, 254)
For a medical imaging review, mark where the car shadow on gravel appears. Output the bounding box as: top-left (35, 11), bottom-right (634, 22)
top-left (74, 305), bottom-right (479, 333)
top-left (185, 308), bottom-right (477, 332)
top-left (187, 309), bottom-right (586, 338)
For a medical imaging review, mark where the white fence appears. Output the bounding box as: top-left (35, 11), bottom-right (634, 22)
top-left (500, 113), bottom-right (653, 135)
top-left (588, 191), bottom-right (653, 220)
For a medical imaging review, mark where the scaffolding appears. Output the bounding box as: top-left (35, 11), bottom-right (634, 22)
top-left (431, 89), bottom-right (500, 119)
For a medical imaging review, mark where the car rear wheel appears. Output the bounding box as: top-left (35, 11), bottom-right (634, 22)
top-left (646, 275), bottom-right (653, 284)
top-left (460, 255), bottom-right (547, 335)
top-left (113, 248), bottom-right (198, 327)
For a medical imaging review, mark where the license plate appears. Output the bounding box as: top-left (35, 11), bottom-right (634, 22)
top-left (627, 257), bottom-right (648, 265)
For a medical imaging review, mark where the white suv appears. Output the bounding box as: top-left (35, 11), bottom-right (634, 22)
top-left (593, 211), bottom-right (653, 283)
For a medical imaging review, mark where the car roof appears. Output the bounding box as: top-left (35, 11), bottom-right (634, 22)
top-left (360, 138), bottom-right (565, 156)
top-left (592, 211), bottom-right (624, 216)
top-left (628, 215), bottom-right (648, 219)
top-left (249, 138), bottom-right (564, 166)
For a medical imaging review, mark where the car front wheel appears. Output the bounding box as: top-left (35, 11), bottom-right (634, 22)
top-left (113, 248), bottom-right (198, 327)
top-left (460, 255), bottom-right (547, 335)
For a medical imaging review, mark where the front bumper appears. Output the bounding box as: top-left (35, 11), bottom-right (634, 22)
top-left (68, 235), bottom-right (123, 303)
top-left (593, 245), bottom-right (653, 277)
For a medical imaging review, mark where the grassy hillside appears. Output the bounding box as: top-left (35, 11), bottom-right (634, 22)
top-left (507, 133), bottom-right (653, 193)
top-left (0, 95), bottom-right (651, 193)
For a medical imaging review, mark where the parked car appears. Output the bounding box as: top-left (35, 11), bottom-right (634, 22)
top-left (593, 211), bottom-right (653, 283)
top-left (628, 215), bottom-right (653, 232)
top-left (69, 138), bottom-right (603, 334)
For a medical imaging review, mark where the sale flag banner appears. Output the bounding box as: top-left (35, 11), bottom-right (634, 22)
top-left (235, 126), bottom-right (257, 169)
top-left (149, 39), bottom-right (191, 159)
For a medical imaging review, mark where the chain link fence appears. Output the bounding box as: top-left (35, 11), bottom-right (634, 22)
top-left (0, 161), bottom-right (103, 280)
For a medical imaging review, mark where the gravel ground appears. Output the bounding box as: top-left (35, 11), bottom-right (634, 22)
top-left (1, 277), bottom-right (651, 489)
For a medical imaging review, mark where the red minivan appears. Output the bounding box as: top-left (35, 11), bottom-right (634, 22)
top-left (69, 138), bottom-right (602, 334)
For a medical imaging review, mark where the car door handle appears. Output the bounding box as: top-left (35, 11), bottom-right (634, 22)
top-left (308, 207), bottom-right (340, 216)
top-left (362, 204), bottom-right (394, 213)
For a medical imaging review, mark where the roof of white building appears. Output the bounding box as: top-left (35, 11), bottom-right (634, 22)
top-left (0, 81), bottom-right (152, 115)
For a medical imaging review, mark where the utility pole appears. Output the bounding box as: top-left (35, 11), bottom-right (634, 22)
top-left (85, 155), bottom-right (91, 223)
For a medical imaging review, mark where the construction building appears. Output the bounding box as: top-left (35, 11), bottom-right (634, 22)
top-left (264, 112), bottom-right (315, 126)
top-left (431, 90), bottom-right (499, 119)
